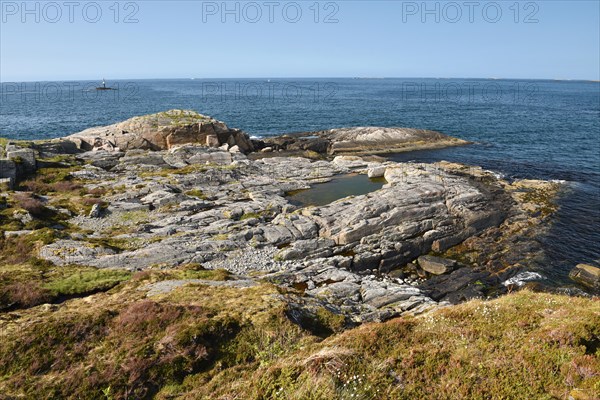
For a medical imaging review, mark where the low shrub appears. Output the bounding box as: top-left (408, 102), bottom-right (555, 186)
top-left (19, 167), bottom-right (82, 195)
top-left (12, 192), bottom-right (46, 216)
top-left (0, 281), bottom-right (52, 309)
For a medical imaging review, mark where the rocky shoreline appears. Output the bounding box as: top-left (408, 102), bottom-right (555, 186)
top-left (1, 110), bottom-right (596, 322)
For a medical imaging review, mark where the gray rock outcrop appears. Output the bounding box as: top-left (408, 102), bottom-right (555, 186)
top-left (66, 109), bottom-right (254, 153)
top-left (0, 159), bottom-right (17, 187)
top-left (260, 126), bottom-right (469, 155)
top-left (569, 264), bottom-right (600, 289)
top-left (6, 147), bottom-right (37, 174)
top-left (0, 111), bottom-right (565, 323)
top-left (27, 147), bottom-right (553, 320)
top-left (418, 255), bottom-right (457, 275)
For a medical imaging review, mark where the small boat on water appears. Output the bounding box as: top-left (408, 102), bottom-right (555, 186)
top-left (96, 79), bottom-right (117, 90)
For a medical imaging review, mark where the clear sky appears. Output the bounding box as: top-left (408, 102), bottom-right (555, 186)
top-left (1, 0), bottom-right (599, 81)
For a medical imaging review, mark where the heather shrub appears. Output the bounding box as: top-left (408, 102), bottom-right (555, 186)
top-left (12, 192), bottom-right (46, 216)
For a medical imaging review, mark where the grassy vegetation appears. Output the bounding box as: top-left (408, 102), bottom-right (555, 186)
top-left (18, 167), bottom-right (83, 193)
top-left (0, 138), bottom-right (35, 157)
top-left (1, 177), bottom-right (106, 231)
top-left (0, 262), bottom-right (132, 310)
top-left (0, 281), bottom-right (315, 399)
top-left (131, 264), bottom-right (232, 283)
top-left (0, 288), bottom-right (597, 399)
top-left (43, 269), bottom-right (131, 296)
top-left (0, 228), bottom-right (64, 263)
top-left (0, 206), bottom-right (131, 309)
top-left (10, 163), bottom-right (110, 216)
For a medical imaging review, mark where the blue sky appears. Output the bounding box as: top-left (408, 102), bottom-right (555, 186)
top-left (1, 1), bottom-right (599, 81)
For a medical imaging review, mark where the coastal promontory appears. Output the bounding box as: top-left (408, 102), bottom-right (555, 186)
top-left (0, 110), bottom-right (597, 399)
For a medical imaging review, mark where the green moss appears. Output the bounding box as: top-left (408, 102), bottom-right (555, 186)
top-left (43, 269), bottom-right (131, 296)
top-left (239, 291), bottom-right (600, 400)
top-left (37, 154), bottom-right (78, 165)
top-left (185, 189), bottom-right (207, 199)
top-left (0, 220), bottom-right (23, 231)
top-left (130, 265), bottom-right (232, 284)
top-left (36, 167), bottom-right (80, 183)
top-left (240, 212), bottom-right (260, 220)
top-left (28, 227), bottom-right (62, 245)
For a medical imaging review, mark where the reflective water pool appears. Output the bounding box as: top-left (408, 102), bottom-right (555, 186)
top-left (287, 174), bottom-right (386, 207)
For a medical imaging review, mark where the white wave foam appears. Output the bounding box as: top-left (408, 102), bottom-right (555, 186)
top-left (503, 271), bottom-right (545, 287)
top-left (484, 170), bottom-right (505, 180)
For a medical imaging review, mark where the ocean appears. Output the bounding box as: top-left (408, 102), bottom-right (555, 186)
top-left (1, 78), bottom-right (599, 289)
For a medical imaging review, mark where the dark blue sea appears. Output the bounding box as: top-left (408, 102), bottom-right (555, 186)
top-left (1, 78), bottom-right (599, 289)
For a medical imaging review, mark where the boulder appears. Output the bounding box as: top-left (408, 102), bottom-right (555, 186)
top-left (262, 225), bottom-right (294, 245)
top-left (76, 150), bottom-right (123, 170)
top-left (569, 264), bottom-right (600, 289)
top-left (0, 160), bottom-right (17, 187)
top-left (332, 155), bottom-right (367, 168)
top-left (206, 134), bottom-right (220, 147)
top-left (352, 252), bottom-right (381, 271)
top-left (7, 148), bottom-right (37, 174)
top-left (259, 127), bottom-right (468, 156)
top-left (89, 203), bottom-right (103, 218)
top-left (120, 151), bottom-right (168, 166)
top-left (367, 165), bottom-right (386, 178)
top-left (13, 210), bottom-right (33, 224)
top-left (419, 268), bottom-right (495, 303)
top-left (34, 139), bottom-right (81, 158)
top-left (418, 255), bottom-right (457, 275)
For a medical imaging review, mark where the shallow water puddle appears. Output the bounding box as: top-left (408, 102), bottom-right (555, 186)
top-left (287, 174), bottom-right (386, 207)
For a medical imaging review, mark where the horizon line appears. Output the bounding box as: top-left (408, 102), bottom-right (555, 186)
top-left (1, 76), bottom-right (600, 84)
